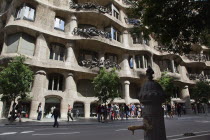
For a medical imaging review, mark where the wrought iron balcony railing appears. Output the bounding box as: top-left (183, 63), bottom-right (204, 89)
top-left (185, 54), bottom-right (207, 62)
top-left (186, 73), bottom-right (207, 81)
top-left (69, 1), bottom-right (111, 14)
top-left (73, 27), bottom-right (111, 38)
top-left (122, 0), bottom-right (136, 5)
top-left (79, 58), bottom-right (121, 70)
top-left (124, 18), bottom-right (141, 26)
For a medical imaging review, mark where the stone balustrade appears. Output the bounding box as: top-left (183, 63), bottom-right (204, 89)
top-left (186, 73), bottom-right (207, 81)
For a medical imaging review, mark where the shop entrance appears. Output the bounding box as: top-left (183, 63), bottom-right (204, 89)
top-left (44, 97), bottom-right (61, 118)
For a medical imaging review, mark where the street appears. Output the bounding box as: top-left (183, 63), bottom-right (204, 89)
top-left (0, 116), bottom-right (210, 140)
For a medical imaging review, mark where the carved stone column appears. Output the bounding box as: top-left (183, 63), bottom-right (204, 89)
top-left (1, 32), bottom-right (7, 55)
top-left (142, 55), bottom-right (145, 69)
top-left (121, 54), bottom-right (131, 75)
top-left (69, 15), bottom-right (77, 36)
top-left (122, 30), bottom-right (129, 48)
top-left (29, 70), bottom-right (46, 119)
top-left (124, 80), bottom-right (130, 104)
top-left (181, 86), bottom-right (193, 114)
top-left (171, 59), bottom-right (175, 73)
top-left (65, 73), bottom-right (77, 98)
top-left (84, 102), bottom-right (90, 118)
top-left (133, 54), bottom-right (136, 70)
top-left (34, 33), bottom-right (48, 59)
top-left (66, 41), bottom-right (76, 63)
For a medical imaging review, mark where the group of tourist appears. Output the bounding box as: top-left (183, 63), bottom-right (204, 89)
top-left (96, 103), bottom-right (144, 122)
top-left (162, 103), bottom-right (186, 118)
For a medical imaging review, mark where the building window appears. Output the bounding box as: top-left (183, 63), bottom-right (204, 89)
top-left (105, 27), bottom-right (121, 42)
top-left (132, 35), bottom-right (143, 44)
top-left (135, 54), bottom-right (150, 69)
top-left (105, 53), bottom-right (118, 63)
top-left (16, 4), bottom-right (35, 21)
top-left (78, 50), bottom-right (98, 66)
top-left (129, 56), bottom-right (134, 69)
top-left (49, 44), bottom-right (65, 61)
top-left (54, 17), bottom-right (65, 31)
top-left (6, 33), bottom-right (35, 56)
top-left (159, 59), bottom-right (172, 72)
top-left (111, 4), bottom-right (120, 20)
top-left (48, 73), bottom-right (64, 91)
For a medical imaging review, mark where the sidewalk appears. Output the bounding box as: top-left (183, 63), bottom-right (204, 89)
top-left (0, 117), bottom-right (143, 127)
top-left (0, 113), bottom-right (209, 127)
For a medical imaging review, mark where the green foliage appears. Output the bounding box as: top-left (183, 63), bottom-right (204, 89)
top-left (157, 72), bottom-right (176, 101)
top-left (128, 0), bottom-right (210, 54)
top-left (191, 81), bottom-right (210, 103)
top-left (92, 68), bottom-right (120, 104)
top-left (0, 56), bottom-right (34, 102)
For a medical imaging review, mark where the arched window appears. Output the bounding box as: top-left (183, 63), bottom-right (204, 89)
top-left (48, 73), bottom-right (64, 91)
top-left (49, 43), bottom-right (65, 61)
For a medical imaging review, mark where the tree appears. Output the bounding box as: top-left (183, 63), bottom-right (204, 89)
top-left (92, 68), bottom-right (120, 104)
top-left (157, 72), bottom-right (176, 101)
top-left (0, 56), bottom-right (34, 103)
top-left (191, 81), bottom-right (210, 103)
top-left (128, 0), bottom-right (210, 54)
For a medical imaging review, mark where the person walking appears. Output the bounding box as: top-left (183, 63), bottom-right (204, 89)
top-left (16, 103), bottom-right (23, 122)
top-left (124, 103), bottom-right (129, 120)
top-left (177, 104), bottom-right (182, 117)
top-left (167, 104), bottom-right (172, 118)
top-left (52, 106), bottom-right (60, 128)
top-left (37, 103), bottom-right (42, 120)
top-left (67, 104), bottom-right (73, 122)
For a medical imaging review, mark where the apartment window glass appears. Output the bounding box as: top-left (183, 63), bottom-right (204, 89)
top-left (49, 44), bottom-right (65, 61)
top-left (132, 35), bottom-right (143, 44)
top-left (6, 33), bottom-right (35, 56)
top-left (16, 4), bottom-right (35, 21)
top-left (54, 17), bottom-right (65, 31)
top-left (48, 73), bottom-right (64, 91)
top-left (113, 28), bottom-right (121, 42)
top-left (111, 4), bottom-right (120, 20)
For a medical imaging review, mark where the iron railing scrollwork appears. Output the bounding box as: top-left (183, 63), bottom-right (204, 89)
top-left (186, 73), bottom-right (208, 81)
top-left (124, 18), bottom-right (141, 26)
top-left (70, 1), bottom-right (111, 14)
top-left (185, 54), bottom-right (207, 62)
top-left (122, 0), bottom-right (136, 5)
top-left (79, 58), bottom-right (121, 70)
top-left (72, 27), bottom-right (111, 38)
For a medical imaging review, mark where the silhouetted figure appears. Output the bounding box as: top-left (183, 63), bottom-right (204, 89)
top-left (52, 107), bottom-right (60, 128)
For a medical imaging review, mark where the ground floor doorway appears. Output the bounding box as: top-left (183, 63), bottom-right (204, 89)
top-left (44, 97), bottom-right (61, 118)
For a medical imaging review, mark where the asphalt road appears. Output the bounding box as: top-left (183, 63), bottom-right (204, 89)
top-left (0, 117), bottom-right (210, 140)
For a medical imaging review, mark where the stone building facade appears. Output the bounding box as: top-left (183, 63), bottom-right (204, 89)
top-left (0, 0), bottom-right (209, 118)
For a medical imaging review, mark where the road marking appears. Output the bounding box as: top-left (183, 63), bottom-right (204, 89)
top-left (115, 129), bottom-right (128, 131)
top-left (34, 128), bottom-right (69, 131)
top-left (0, 132), bottom-right (17, 135)
top-left (32, 132), bottom-right (80, 136)
top-left (21, 131), bottom-right (34, 134)
top-left (167, 134), bottom-right (183, 138)
top-left (170, 133), bottom-right (210, 140)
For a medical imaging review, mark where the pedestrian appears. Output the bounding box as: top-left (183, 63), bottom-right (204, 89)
top-left (96, 105), bottom-right (101, 122)
top-left (167, 104), bottom-right (172, 118)
top-left (67, 104), bottom-right (73, 122)
top-left (52, 106), bottom-right (60, 128)
top-left (124, 103), bottom-right (129, 120)
top-left (37, 103), bottom-right (42, 120)
top-left (16, 102), bottom-right (23, 122)
top-left (177, 104), bottom-right (182, 117)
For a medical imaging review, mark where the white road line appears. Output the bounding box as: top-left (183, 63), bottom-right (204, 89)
top-left (170, 133), bottom-right (210, 140)
top-left (115, 129), bottom-right (128, 131)
top-left (32, 132), bottom-right (80, 136)
top-left (34, 128), bottom-right (69, 131)
top-left (167, 134), bottom-right (183, 138)
top-left (21, 131), bottom-right (34, 134)
top-left (0, 132), bottom-right (17, 135)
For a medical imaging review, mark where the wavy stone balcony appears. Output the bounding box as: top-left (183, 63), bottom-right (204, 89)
top-left (79, 58), bottom-right (121, 70)
top-left (70, 1), bottom-right (111, 14)
top-left (72, 27), bottom-right (111, 39)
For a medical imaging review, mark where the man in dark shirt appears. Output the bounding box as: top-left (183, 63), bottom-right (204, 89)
top-left (52, 106), bottom-right (60, 128)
